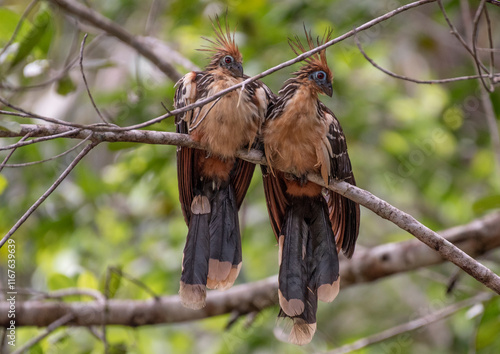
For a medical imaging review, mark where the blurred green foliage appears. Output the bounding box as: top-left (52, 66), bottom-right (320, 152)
top-left (1, 0), bottom-right (500, 353)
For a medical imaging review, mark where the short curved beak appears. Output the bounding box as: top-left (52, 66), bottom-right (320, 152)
top-left (322, 82), bottom-right (333, 97)
top-left (230, 62), bottom-right (244, 77)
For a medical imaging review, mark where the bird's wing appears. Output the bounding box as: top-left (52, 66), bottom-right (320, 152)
top-left (175, 71), bottom-right (200, 225)
top-left (321, 104), bottom-right (360, 258)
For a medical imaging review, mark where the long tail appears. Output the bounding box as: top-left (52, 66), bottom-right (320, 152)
top-left (179, 195), bottom-right (211, 309)
top-left (207, 183), bottom-right (242, 290)
top-left (278, 196), bottom-right (340, 345)
top-left (179, 182), bottom-right (242, 309)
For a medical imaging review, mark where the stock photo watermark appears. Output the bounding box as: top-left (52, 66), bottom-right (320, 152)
top-left (6, 238), bottom-right (17, 347)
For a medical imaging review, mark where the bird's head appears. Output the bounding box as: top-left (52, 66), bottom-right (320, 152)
top-left (289, 27), bottom-right (334, 97)
top-left (200, 15), bottom-right (244, 78)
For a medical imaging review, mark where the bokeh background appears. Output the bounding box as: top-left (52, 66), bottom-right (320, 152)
top-left (1, 0), bottom-right (500, 353)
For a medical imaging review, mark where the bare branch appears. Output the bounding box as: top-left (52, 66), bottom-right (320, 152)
top-left (1, 123), bottom-right (500, 291)
top-left (79, 33), bottom-right (107, 124)
top-left (437, 0), bottom-right (490, 74)
top-left (354, 33), bottom-right (500, 84)
top-left (47, 0), bottom-right (182, 81)
top-left (0, 33), bottom-right (104, 92)
top-left (438, 0), bottom-right (500, 181)
top-left (0, 133), bottom-right (31, 172)
top-left (326, 292), bottom-right (493, 354)
top-left (0, 96), bottom-right (88, 128)
top-left (0, 212), bottom-right (498, 327)
top-left (308, 174), bottom-right (500, 294)
top-left (0, 141), bottom-right (97, 247)
top-left (0, 136), bottom-right (91, 168)
top-left (42, 0), bottom-right (438, 132)
top-left (11, 313), bottom-right (75, 354)
top-left (0, 128), bottom-right (83, 152)
top-left (471, 0), bottom-right (493, 92)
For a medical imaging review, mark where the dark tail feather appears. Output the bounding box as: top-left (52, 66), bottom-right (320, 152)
top-left (179, 195), bottom-right (211, 309)
top-left (207, 183), bottom-right (242, 290)
top-left (278, 199), bottom-right (309, 317)
top-left (289, 231), bottom-right (317, 346)
top-left (278, 196), bottom-right (339, 345)
top-left (310, 198), bottom-right (340, 303)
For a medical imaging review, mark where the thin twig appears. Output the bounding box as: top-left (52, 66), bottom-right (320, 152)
top-left (0, 96), bottom-right (87, 128)
top-left (326, 292), bottom-right (494, 354)
top-left (0, 141), bottom-right (97, 247)
top-left (106, 267), bottom-right (160, 300)
top-left (484, 7), bottom-right (495, 80)
top-left (43, 0), bottom-right (438, 133)
top-left (1, 135), bottom-right (91, 168)
top-left (437, 0), bottom-right (490, 74)
top-left (0, 33), bottom-right (104, 92)
top-left (79, 33), bottom-right (108, 124)
top-left (438, 0), bottom-right (500, 175)
top-left (471, 0), bottom-right (493, 92)
top-left (48, 0), bottom-right (182, 81)
top-left (0, 0), bottom-right (39, 59)
top-left (0, 129), bottom-right (82, 152)
top-left (188, 97), bottom-right (222, 132)
top-left (0, 133), bottom-right (31, 172)
top-left (11, 313), bottom-right (75, 354)
top-left (353, 32), bottom-right (500, 84)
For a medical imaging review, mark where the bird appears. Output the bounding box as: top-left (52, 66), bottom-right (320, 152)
top-left (261, 28), bottom-right (360, 345)
top-left (174, 16), bottom-right (273, 310)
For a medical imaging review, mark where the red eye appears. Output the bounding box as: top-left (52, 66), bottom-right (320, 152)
top-left (224, 56), bottom-right (233, 64)
top-left (316, 72), bottom-right (325, 80)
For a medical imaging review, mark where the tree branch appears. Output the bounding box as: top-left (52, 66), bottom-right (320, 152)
top-left (41, 0), bottom-right (438, 132)
top-left (0, 212), bottom-right (499, 327)
top-left (0, 141), bottom-right (98, 247)
top-left (309, 174), bottom-right (500, 294)
top-left (46, 0), bottom-right (182, 82)
top-left (326, 292), bottom-right (494, 354)
top-left (2, 123), bottom-right (500, 293)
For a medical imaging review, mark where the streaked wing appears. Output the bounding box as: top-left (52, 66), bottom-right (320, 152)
top-left (322, 104), bottom-right (360, 258)
top-left (231, 159), bottom-right (256, 209)
top-left (175, 72), bottom-right (199, 225)
top-left (261, 167), bottom-right (288, 240)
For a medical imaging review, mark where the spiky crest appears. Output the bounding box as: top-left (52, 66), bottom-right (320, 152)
top-left (199, 14), bottom-right (242, 70)
top-left (288, 26), bottom-right (333, 81)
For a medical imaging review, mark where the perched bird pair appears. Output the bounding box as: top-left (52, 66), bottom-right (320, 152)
top-left (174, 18), bottom-right (360, 345)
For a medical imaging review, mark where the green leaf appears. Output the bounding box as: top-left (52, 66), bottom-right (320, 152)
top-left (0, 9), bottom-right (30, 44)
top-left (0, 120), bottom-right (22, 133)
top-left (9, 7), bottom-right (51, 69)
top-left (473, 195), bottom-right (500, 215)
top-left (48, 273), bottom-right (74, 292)
top-left (56, 75), bottom-right (77, 96)
top-left (476, 297), bottom-right (500, 352)
top-left (102, 268), bottom-right (123, 299)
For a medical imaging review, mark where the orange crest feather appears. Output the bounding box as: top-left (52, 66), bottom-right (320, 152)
top-left (288, 26), bottom-right (333, 80)
top-left (199, 14), bottom-right (242, 64)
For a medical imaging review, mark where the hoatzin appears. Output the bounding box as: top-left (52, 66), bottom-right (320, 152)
top-left (262, 29), bottom-right (360, 345)
top-left (174, 17), bottom-right (273, 310)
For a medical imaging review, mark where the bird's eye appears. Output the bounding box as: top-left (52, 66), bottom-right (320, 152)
top-left (224, 56), bottom-right (233, 64)
top-left (315, 71), bottom-right (326, 80)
